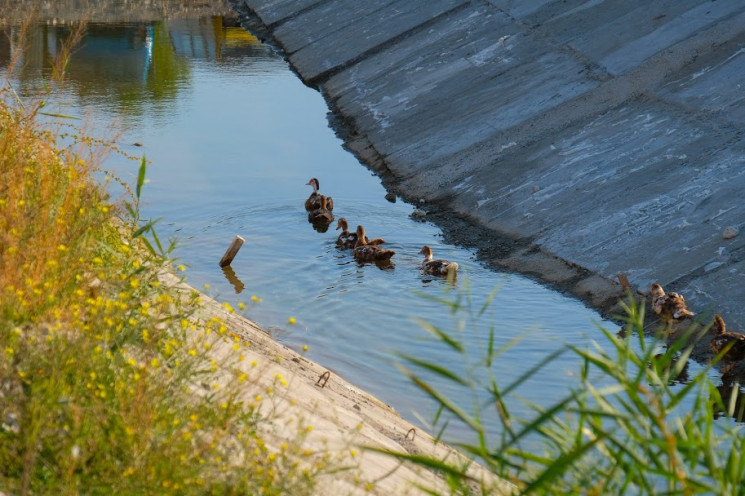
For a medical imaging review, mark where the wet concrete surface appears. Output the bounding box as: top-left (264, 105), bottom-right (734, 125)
top-left (231, 0), bottom-right (745, 365)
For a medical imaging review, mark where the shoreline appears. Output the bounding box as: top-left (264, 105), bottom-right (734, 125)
top-left (167, 271), bottom-right (515, 495)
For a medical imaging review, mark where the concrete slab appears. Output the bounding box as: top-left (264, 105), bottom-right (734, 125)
top-left (659, 32), bottom-right (745, 125)
top-left (273, 0), bottom-right (400, 54)
top-left (287, 0), bottom-right (470, 82)
top-left (246, 0), bottom-right (325, 27)
top-left (599, 0), bottom-right (745, 75)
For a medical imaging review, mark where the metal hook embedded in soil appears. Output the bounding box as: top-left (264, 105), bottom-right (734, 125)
top-left (316, 370), bottom-right (330, 388)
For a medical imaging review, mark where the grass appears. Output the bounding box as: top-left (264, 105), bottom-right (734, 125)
top-left (388, 285), bottom-right (745, 495)
top-left (0, 22), bottom-right (351, 495)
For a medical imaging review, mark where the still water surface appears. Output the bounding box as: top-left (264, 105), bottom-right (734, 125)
top-left (2, 17), bottom-right (703, 445)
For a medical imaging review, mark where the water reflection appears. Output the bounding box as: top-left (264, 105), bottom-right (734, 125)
top-left (1, 17), bottom-right (273, 120)
top-left (221, 265), bottom-right (245, 294)
top-left (713, 381), bottom-right (745, 422)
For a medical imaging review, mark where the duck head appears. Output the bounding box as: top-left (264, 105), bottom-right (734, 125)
top-left (336, 217), bottom-right (348, 231)
top-left (712, 314), bottom-right (727, 336)
top-left (419, 245), bottom-right (433, 260)
top-left (650, 283), bottom-right (665, 299)
top-left (354, 225), bottom-right (367, 247)
top-left (306, 177), bottom-right (320, 192)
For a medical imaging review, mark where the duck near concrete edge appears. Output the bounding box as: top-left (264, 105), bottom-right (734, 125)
top-left (419, 245), bottom-right (458, 277)
top-left (650, 283), bottom-right (694, 329)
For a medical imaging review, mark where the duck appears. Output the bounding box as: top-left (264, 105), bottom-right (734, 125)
top-left (305, 177), bottom-right (334, 212)
top-left (650, 283), bottom-right (694, 329)
top-left (353, 225), bottom-right (395, 262)
top-left (419, 245), bottom-right (458, 277)
top-left (308, 195), bottom-right (334, 225)
top-left (335, 218), bottom-right (385, 249)
top-left (710, 314), bottom-right (745, 365)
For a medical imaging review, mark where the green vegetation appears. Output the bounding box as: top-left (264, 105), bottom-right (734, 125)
top-left (390, 287), bottom-right (745, 494)
top-left (0, 28), bottom-right (343, 495)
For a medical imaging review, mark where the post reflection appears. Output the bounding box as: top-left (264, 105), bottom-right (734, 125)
top-left (221, 265), bottom-right (245, 294)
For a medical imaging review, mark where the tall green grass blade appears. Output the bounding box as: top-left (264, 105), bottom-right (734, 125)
top-left (365, 447), bottom-right (477, 484)
top-left (132, 218), bottom-right (160, 239)
top-left (150, 222), bottom-right (166, 256)
top-left (412, 317), bottom-right (464, 353)
top-left (486, 325), bottom-right (496, 368)
top-left (477, 285), bottom-right (500, 318)
top-left (501, 348), bottom-right (566, 398)
top-left (39, 111), bottom-right (80, 120)
top-left (397, 353), bottom-right (470, 385)
top-left (519, 436), bottom-right (605, 495)
top-left (397, 365), bottom-right (481, 433)
top-left (136, 155), bottom-right (147, 201)
top-left (501, 396), bottom-right (574, 450)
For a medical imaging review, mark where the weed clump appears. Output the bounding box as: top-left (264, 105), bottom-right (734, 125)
top-left (0, 62), bottom-right (335, 496)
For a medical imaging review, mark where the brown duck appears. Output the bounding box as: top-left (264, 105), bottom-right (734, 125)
top-left (419, 245), bottom-right (459, 277)
top-left (305, 177), bottom-right (334, 212)
top-left (650, 283), bottom-right (694, 328)
top-left (353, 225), bottom-right (394, 262)
top-left (335, 218), bottom-right (384, 249)
top-left (710, 314), bottom-right (745, 364)
top-left (308, 195), bottom-right (334, 224)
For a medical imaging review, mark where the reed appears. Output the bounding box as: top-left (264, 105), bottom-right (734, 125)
top-left (386, 286), bottom-right (745, 495)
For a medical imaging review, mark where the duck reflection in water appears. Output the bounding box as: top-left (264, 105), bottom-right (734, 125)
top-left (308, 195), bottom-right (334, 232)
top-left (650, 350), bottom-right (690, 387)
top-left (713, 379), bottom-right (745, 422)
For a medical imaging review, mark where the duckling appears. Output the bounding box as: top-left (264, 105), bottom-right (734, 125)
top-left (650, 283), bottom-right (694, 329)
top-left (305, 178), bottom-right (334, 212)
top-left (353, 225), bottom-right (394, 262)
top-left (308, 195), bottom-right (334, 225)
top-left (710, 314), bottom-right (745, 365)
top-left (335, 218), bottom-right (385, 249)
top-left (419, 245), bottom-right (458, 277)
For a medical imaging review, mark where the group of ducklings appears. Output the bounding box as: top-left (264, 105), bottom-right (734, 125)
top-left (305, 177), bottom-right (458, 277)
top-left (650, 283), bottom-right (745, 371)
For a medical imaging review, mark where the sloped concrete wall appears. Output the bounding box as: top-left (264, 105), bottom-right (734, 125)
top-left (231, 0), bottom-right (745, 327)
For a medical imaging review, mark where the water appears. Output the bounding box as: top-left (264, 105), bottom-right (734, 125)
top-left (1, 17), bottom-right (721, 446)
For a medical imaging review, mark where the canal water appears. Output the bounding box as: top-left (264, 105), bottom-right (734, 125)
top-left (0, 16), bottom-right (710, 446)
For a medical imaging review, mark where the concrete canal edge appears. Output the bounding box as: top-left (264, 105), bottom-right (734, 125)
top-left (228, 0), bottom-right (745, 350)
top-left (165, 272), bottom-right (516, 495)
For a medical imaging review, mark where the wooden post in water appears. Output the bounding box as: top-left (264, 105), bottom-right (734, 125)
top-left (219, 235), bottom-right (245, 267)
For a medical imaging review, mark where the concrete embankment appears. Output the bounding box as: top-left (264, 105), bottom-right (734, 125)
top-left (177, 273), bottom-right (513, 495)
top-left (230, 0), bottom-right (745, 334)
